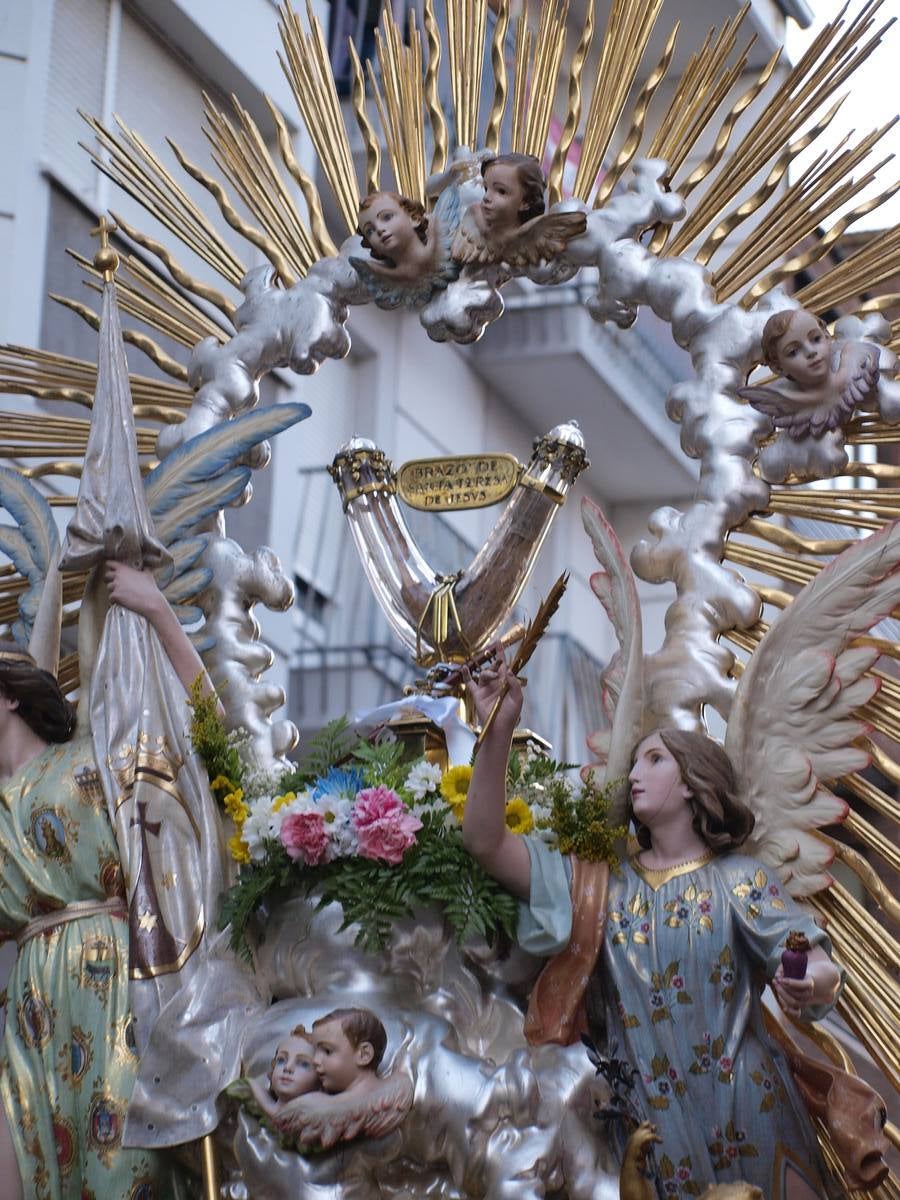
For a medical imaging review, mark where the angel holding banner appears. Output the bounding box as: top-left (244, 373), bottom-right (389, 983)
top-left (0, 560), bottom-right (210, 1198)
top-left (0, 226), bottom-right (307, 1196)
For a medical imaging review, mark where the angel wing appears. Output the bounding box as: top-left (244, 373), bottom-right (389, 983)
top-left (725, 518), bottom-right (900, 897)
top-left (501, 210), bottom-right (588, 268)
top-left (737, 384), bottom-right (856, 439)
top-left (835, 341), bottom-right (880, 410)
top-left (0, 467), bottom-right (61, 655)
top-left (581, 497), bottom-right (643, 820)
top-left (144, 401), bottom-right (309, 624)
top-left (276, 1072), bottom-right (413, 1148)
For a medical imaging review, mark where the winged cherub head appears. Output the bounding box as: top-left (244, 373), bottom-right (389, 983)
top-left (479, 153), bottom-right (547, 234)
top-left (358, 192), bottom-right (429, 269)
top-left (761, 309), bottom-right (831, 390)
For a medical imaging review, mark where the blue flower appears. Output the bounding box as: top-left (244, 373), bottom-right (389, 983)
top-left (312, 767), bottom-right (364, 801)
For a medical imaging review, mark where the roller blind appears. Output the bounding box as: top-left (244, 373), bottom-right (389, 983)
top-left (44, 0), bottom-right (110, 197)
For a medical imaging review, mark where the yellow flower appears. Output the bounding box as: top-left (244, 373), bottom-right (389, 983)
top-left (505, 796), bottom-right (534, 835)
top-left (440, 765), bottom-right (472, 821)
top-left (273, 791), bottom-right (296, 812)
top-left (228, 833), bottom-right (251, 864)
top-left (210, 775), bottom-right (235, 793)
top-left (223, 789), bottom-right (249, 825)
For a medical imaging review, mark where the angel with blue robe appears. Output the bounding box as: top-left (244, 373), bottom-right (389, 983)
top-left (459, 500), bottom-right (894, 1200)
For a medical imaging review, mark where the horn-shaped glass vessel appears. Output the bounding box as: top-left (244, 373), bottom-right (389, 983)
top-left (329, 423), bottom-right (588, 665)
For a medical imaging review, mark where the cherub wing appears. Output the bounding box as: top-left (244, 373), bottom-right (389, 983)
top-left (725, 518), bottom-right (900, 897)
top-left (349, 251), bottom-right (460, 310)
top-left (0, 467), bottom-right (60, 648)
top-left (451, 205), bottom-right (490, 265)
top-left (144, 401), bottom-right (309, 626)
top-left (739, 381), bottom-right (858, 438)
top-left (581, 497), bottom-right (643, 817)
top-left (836, 341), bottom-right (880, 410)
top-left (431, 182), bottom-right (462, 275)
top-left (502, 211), bottom-right (588, 268)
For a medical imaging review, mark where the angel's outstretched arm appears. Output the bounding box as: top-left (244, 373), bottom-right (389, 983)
top-left (461, 656), bottom-right (531, 899)
top-left (104, 561), bottom-right (218, 706)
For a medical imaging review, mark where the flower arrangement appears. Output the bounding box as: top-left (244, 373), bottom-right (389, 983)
top-left (188, 681), bottom-right (625, 958)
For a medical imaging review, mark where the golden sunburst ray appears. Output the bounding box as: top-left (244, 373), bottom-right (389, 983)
top-left (572, 0), bottom-right (665, 204)
top-left (80, 111), bottom-right (247, 287)
top-left (663, 0), bottom-right (894, 260)
top-left (0, 346), bottom-right (192, 416)
top-left (277, 0), bottom-right (361, 236)
top-left (201, 92), bottom-right (320, 281)
top-left (367, 5), bottom-right (427, 203)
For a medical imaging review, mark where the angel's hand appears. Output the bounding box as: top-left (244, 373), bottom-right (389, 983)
top-left (772, 948), bottom-right (840, 1017)
top-left (771, 966), bottom-right (816, 1017)
top-left (464, 649), bottom-right (524, 731)
top-left (247, 1077), bottom-right (278, 1118)
top-left (104, 561), bottom-right (164, 621)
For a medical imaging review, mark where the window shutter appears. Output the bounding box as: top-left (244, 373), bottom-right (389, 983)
top-left (44, 0), bottom-right (110, 198)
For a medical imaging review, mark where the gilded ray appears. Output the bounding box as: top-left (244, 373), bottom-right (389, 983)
top-left (201, 92), bottom-right (319, 278)
top-left (278, 1), bottom-right (360, 235)
top-left (665, 1), bottom-right (894, 258)
top-left (80, 112), bottom-right (246, 287)
top-left (367, 7), bottom-right (427, 203)
top-left (572, 0), bottom-right (664, 203)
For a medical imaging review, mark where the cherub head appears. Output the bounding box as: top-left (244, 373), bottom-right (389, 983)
top-left (269, 1025), bottom-right (319, 1102)
top-left (311, 1007), bottom-right (387, 1094)
top-left (761, 308), bottom-right (831, 389)
top-left (629, 729), bottom-right (755, 852)
top-left (358, 192), bottom-right (429, 266)
top-left (479, 153), bottom-right (546, 233)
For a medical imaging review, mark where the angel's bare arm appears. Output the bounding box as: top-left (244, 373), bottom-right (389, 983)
top-left (104, 561), bottom-right (220, 709)
top-left (461, 656), bottom-right (531, 899)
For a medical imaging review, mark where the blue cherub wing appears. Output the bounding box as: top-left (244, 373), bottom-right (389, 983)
top-left (144, 402), bottom-right (310, 544)
top-left (144, 402), bottom-right (309, 634)
top-left (432, 183), bottom-right (462, 274)
top-left (0, 467), bottom-right (60, 645)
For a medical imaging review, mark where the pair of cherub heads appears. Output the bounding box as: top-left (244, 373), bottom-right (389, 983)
top-left (261, 1007), bottom-right (386, 1113)
top-left (357, 151), bottom-right (586, 283)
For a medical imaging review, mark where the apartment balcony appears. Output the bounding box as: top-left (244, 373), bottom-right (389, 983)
top-left (466, 286), bottom-right (697, 503)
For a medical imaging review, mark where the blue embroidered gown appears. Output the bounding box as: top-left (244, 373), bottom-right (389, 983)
top-left (519, 845), bottom-right (838, 1200)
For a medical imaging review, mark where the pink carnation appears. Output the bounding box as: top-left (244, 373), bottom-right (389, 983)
top-left (280, 810), bottom-right (330, 865)
top-left (352, 785), bottom-right (422, 865)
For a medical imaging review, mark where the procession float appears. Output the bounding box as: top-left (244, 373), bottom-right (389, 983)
top-left (0, 1), bottom-right (898, 1197)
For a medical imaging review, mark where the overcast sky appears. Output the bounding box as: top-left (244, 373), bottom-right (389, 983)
top-left (786, 1), bottom-right (900, 231)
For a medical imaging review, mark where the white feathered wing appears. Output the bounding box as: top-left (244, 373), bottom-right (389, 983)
top-left (725, 517), bottom-right (900, 897)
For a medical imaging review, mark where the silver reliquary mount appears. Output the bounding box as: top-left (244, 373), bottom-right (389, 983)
top-left (328, 422), bottom-right (588, 674)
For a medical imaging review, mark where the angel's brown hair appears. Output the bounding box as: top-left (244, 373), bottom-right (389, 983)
top-left (760, 308), bottom-right (828, 373)
top-left (0, 647), bottom-right (76, 744)
top-left (481, 153), bottom-right (546, 224)
top-left (631, 729), bottom-right (755, 853)
top-left (357, 192), bottom-right (429, 264)
top-left (314, 1007), bottom-right (387, 1071)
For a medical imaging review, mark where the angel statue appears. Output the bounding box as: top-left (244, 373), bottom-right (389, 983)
top-left (0, 245), bottom-right (309, 1195)
top-left (739, 307), bottom-right (900, 482)
top-left (0, 549), bottom-right (208, 1194)
top-left (350, 188), bottom-right (461, 309)
top-left (461, 498), bottom-right (893, 1200)
top-left (447, 153), bottom-right (587, 270)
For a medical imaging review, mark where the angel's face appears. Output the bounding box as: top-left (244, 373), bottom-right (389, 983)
top-left (360, 195), bottom-right (416, 260)
top-left (629, 734), bottom-right (692, 830)
top-left (270, 1035), bottom-right (318, 1101)
top-left (480, 163), bottom-right (526, 231)
top-left (774, 311), bottom-right (831, 388)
